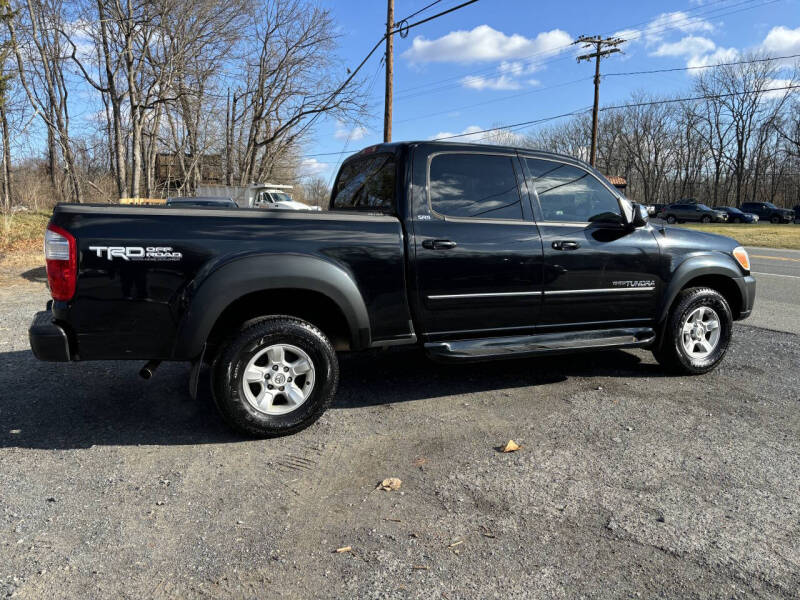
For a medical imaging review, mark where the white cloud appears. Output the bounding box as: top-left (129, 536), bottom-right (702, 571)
top-left (759, 25), bottom-right (800, 65)
top-left (641, 11), bottom-right (714, 45)
top-left (298, 158), bottom-right (330, 178)
top-left (334, 122), bottom-right (368, 141)
top-left (620, 11), bottom-right (714, 48)
top-left (460, 59), bottom-right (542, 91)
top-left (763, 78), bottom-right (795, 100)
top-left (430, 125), bottom-right (486, 142)
top-left (652, 36), bottom-right (716, 57)
top-left (686, 47), bottom-right (739, 73)
top-left (498, 60), bottom-right (539, 76)
top-left (461, 74), bottom-right (521, 90)
top-left (403, 25), bottom-right (572, 64)
top-left (429, 125), bottom-right (524, 146)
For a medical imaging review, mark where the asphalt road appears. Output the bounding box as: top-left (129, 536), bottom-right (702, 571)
top-left (746, 246), bottom-right (800, 335)
top-left (1, 270), bottom-right (799, 598)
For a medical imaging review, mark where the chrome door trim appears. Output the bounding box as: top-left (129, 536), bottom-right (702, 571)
top-left (428, 290), bottom-right (543, 300)
top-left (546, 286), bottom-right (655, 295)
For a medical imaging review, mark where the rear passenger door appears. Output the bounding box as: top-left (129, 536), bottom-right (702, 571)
top-left (411, 150), bottom-right (544, 340)
top-left (521, 156), bottom-right (661, 329)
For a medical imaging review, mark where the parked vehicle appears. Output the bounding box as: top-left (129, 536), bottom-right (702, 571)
top-left (30, 141), bottom-right (755, 437)
top-left (740, 201), bottom-right (794, 224)
top-left (717, 206), bottom-right (758, 223)
top-left (196, 183), bottom-right (320, 210)
top-left (166, 196), bottom-right (238, 209)
top-left (253, 188), bottom-right (321, 211)
top-left (793, 205), bottom-right (800, 223)
top-left (661, 203), bottom-right (729, 224)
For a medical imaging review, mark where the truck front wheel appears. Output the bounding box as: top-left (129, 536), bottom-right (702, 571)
top-left (652, 287), bottom-right (733, 374)
top-left (211, 317), bottom-right (338, 437)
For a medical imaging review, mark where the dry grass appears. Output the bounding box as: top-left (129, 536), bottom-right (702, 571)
top-left (1, 210), bottom-right (50, 254)
top-left (0, 211), bottom-right (49, 288)
top-left (678, 224), bottom-right (800, 250)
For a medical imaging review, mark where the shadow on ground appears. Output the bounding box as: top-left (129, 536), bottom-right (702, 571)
top-left (0, 346), bottom-right (666, 450)
top-left (20, 266), bottom-right (47, 283)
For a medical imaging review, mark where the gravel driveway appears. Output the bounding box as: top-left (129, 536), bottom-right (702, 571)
top-left (1, 271), bottom-right (799, 599)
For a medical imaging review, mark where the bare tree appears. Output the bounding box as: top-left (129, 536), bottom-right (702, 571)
top-left (698, 54), bottom-right (792, 206)
top-left (301, 175), bottom-right (329, 209)
top-left (228, 0), bottom-right (365, 186)
top-left (8, 0), bottom-right (82, 201)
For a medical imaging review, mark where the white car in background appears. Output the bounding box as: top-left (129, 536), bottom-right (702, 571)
top-left (195, 183), bottom-right (321, 210)
top-left (254, 189), bottom-right (320, 211)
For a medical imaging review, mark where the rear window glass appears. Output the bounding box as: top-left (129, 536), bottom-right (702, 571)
top-left (429, 153), bottom-right (523, 220)
top-left (332, 153), bottom-right (395, 212)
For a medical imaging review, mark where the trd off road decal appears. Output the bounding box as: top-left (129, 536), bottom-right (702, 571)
top-left (88, 246), bottom-right (183, 261)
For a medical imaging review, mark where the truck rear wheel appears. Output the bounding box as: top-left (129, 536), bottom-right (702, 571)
top-left (211, 317), bottom-right (338, 437)
top-left (652, 287), bottom-right (732, 375)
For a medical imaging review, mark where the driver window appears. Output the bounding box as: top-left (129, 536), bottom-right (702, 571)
top-left (525, 158), bottom-right (621, 223)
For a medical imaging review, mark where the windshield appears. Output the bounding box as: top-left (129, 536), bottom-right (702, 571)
top-left (764, 202), bottom-right (778, 209)
top-left (269, 192), bottom-right (292, 203)
top-left (697, 204), bottom-right (711, 210)
top-left (724, 207), bottom-right (742, 214)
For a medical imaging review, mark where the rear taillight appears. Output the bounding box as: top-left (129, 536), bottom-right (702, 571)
top-left (44, 224), bottom-right (77, 301)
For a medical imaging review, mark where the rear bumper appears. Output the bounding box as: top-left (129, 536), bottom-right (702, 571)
top-left (735, 275), bottom-right (756, 320)
top-left (29, 310), bottom-right (72, 361)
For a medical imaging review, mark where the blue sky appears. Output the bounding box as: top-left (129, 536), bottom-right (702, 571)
top-left (300, 0), bottom-right (800, 181)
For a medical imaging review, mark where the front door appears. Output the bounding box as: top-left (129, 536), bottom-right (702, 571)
top-left (411, 150), bottom-right (544, 340)
top-left (521, 156), bottom-right (662, 330)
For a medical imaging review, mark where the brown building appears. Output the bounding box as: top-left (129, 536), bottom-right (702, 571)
top-left (605, 175), bottom-right (627, 191)
top-left (154, 153), bottom-right (224, 186)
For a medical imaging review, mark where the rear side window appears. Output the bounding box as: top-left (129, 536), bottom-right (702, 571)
top-left (429, 153), bottom-right (523, 220)
top-left (332, 153), bottom-right (395, 211)
top-left (525, 159), bottom-right (621, 223)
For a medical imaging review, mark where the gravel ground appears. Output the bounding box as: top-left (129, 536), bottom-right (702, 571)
top-left (1, 269), bottom-right (799, 599)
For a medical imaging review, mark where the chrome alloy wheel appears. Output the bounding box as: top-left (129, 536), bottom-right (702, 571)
top-left (242, 344), bottom-right (315, 415)
top-left (681, 306), bottom-right (721, 359)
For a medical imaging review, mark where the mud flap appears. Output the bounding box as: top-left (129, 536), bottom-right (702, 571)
top-left (189, 344), bottom-right (207, 401)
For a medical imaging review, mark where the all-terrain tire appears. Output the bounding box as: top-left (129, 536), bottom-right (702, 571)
top-left (211, 316), bottom-right (338, 437)
top-left (652, 287), bottom-right (733, 375)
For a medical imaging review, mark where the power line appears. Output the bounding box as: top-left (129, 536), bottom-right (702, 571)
top-left (394, 76), bottom-right (592, 123)
top-left (297, 0), bottom-right (480, 141)
top-left (325, 59), bottom-right (386, 185)
top-left (392, 51), bottom-right (800, 127)
top-left (431, 83), bottom-right (800, 142)
top-left (605, 52), bottom-right (800, 77)
top-left (398, 0), bottom-right (445, 22)
top-left (392, 0), bottom-right (781, 101)
top-left (304, 53), bottom-right (800, 158)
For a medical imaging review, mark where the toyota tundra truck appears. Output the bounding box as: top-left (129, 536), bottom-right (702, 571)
top-left (29, 141), bottom-right (756, 437)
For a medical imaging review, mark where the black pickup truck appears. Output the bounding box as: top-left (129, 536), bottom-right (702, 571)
top-left (30, 141), bottom-right (756, 437)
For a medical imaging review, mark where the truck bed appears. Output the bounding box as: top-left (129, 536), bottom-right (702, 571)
top-left (48, 204), bottom-right (414, 360)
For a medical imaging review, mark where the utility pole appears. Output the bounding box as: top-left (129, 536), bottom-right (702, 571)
top-left (574, 35), bottom-right (625, 167)
top-left (383, 0), bottom-right (394, 143)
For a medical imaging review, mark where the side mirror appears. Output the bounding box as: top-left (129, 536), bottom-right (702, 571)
top-left (631, 203), bottom-right (649, 228)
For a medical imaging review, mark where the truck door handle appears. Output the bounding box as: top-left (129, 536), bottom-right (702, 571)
top-left (422, 239), bottom-right (457, 250)
top-left (552, 241), bottom-right (580, 251)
